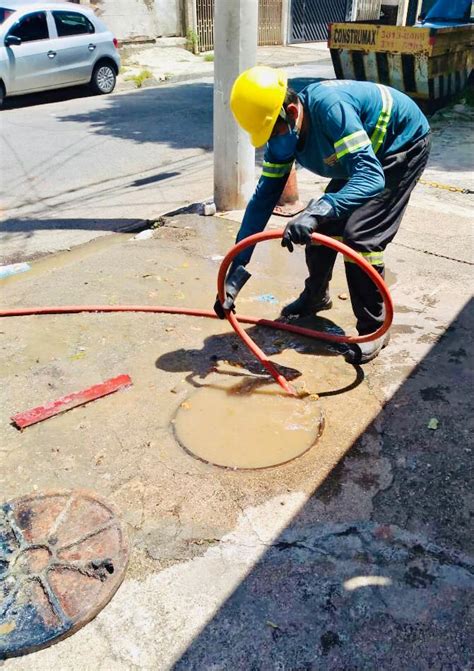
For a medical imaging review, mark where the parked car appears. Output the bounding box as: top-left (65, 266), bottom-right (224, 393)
top-left (0, 0), bottom-right (120, 106)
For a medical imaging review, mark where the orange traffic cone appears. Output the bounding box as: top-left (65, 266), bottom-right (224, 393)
top-left (273, 165), bottom-right (305, 217)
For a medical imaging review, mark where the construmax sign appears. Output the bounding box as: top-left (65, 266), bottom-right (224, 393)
top-left (332, 27), bottom-right (377, 47)
top-left (329, 23), bottom-right (432, 54)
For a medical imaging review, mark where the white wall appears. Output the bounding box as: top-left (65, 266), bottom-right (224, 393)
top-left (86, 0), bottom-right (181, 41)
top-left (154, 0), bottom-right (180, 36)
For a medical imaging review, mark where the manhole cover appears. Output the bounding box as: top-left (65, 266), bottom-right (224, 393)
top-left (0, 490), bottom-right (128, 659)
top-left (173, 381), bottom-right (324, 470)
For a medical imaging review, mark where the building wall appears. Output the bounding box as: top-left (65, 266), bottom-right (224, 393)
top-left (155, 0), bottom-right (182, 36)
top-left (84, 0), bottom-right (182, 42)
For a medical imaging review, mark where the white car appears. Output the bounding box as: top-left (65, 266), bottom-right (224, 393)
top-left (0, 0), bottom-right (120, 106)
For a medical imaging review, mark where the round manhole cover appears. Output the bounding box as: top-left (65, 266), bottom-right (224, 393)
top-left (0, 490), bottom-right (128, 659)
top-left (172, 382), bottom-right (324, 470)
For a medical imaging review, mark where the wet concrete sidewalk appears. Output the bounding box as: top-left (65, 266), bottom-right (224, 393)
top-left (1, 189), bottom-right (473, 667)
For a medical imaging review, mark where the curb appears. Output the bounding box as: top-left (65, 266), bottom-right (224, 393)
top-left (116, 54), bottom-right (333, 93)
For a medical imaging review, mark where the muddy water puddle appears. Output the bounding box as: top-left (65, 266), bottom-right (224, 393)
top-left (173, 376), bottom-right (324, 470)
top-left (1, 232), bottom-right (132, 287)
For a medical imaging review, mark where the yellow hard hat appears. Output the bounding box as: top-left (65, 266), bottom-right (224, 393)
top-left (230, 66), bottom-right (288, 148)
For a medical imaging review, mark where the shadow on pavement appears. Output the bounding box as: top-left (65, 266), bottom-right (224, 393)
top-left (50, 77), bottom-right (324, 152)
top-left (2, 84), bottom-right (94, 110)
top-left (0, 217), bottom-right (144, 234)
top-left (131, 172), bottom-right (180, 187)
top-left (56, 82), bottom-right (214, 150)
top-left (157, 316), bottom-right (365, 397)
top-left (172, 298), bottom-right (473, 669)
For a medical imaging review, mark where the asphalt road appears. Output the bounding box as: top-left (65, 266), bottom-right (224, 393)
top-left (0, 61), bottom-right (336, 265)
top-left (0, 77), bottom-right (215, 263)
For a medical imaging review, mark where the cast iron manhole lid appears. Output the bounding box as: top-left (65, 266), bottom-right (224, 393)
top-left (0, 490), bottom-right (128, 659)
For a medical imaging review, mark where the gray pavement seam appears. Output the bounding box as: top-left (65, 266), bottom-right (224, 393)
top-left (392, 241), bottom-right (474, 265)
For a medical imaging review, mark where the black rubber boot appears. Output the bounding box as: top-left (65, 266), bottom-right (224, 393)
top-left (344, 261), bottom-right (389, 364)
top-left (281, 243), bottom-right (337, 318)
top-left (344, 331), bottom-right (391, 364)
top-left (280, 291), bottom-right (332, 317)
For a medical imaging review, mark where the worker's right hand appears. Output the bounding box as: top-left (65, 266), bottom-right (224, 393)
top-left (281, 198), bottom-right (334, 252)
top-left (281, 214), bottom-right (319, 252)
top-left (213, 265), bottom-right (252, 319)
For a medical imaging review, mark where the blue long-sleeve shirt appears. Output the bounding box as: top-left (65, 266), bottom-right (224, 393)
top-left (234, 79), bottom-right (430, 267)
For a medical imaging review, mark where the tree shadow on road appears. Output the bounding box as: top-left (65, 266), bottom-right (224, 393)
top-left (55, 82), bottom-right (215, 150)
top-left (51, 77), bottom-right (322, 151)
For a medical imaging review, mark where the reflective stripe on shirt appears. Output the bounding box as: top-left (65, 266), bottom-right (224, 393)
top-left (262, 161), bottom-right (293, 178)
top-left (332, 84), bottom-right (394, 162)
top-left (334, 130), bottom-right (371, 160)
top-left (371, 84), bottom-right (393, 154)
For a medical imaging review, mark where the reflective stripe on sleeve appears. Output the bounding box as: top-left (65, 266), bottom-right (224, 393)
top-left (334, 130), bottom-right (371, 160)
top-left (262, 161), bottom-right (293, 178)
top-left (371, 84), bottom-right (393, 154)
top-left (344, 250), bottom-right (384, 265)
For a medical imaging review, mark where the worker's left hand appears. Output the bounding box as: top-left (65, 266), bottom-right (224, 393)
top-left (281, 198), bottom-right (334, 252)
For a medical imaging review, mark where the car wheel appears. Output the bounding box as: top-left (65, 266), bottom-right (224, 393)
top-left (90, 62), bottom-right (116, 95)
top-left (0, 83), bottom-right (5, 109)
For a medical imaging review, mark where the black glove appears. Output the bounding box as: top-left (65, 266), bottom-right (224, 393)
top-left (213, 265), bottom-right (252, 319)
top-left (281, 198), bottom-right (334, 252)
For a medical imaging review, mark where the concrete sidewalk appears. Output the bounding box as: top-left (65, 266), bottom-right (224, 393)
top-left (2, 191), bottom-right (473, 670)
top-left (117, 40), bottom-right (332, 90)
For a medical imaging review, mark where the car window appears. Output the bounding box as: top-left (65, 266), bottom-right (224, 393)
top-left (8, 11), bottom-right (49, 41)
top-left (53, 11), bottom-right (95, 37)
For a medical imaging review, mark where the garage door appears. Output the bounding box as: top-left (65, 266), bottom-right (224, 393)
top-left (196, 0), bottom-right (282, 53)
top-left (290, 0), bottom-right (349, 43)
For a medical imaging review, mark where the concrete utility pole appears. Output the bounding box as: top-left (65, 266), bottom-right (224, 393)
top-left (213, 0), bottom-right (258, 211)
top-left (281, 0), bottom-right (290, 46)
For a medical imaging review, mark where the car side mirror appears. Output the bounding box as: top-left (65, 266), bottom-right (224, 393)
top-left (5, 35), bottom-right (22, 47)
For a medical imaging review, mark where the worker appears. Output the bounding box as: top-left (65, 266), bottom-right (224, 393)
top-left (214, 66), bottom-right (431, 363)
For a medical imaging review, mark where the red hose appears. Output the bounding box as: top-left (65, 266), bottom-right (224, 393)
top-left (217, 231), bottom-right (393, 394)
top-left (0, 231), bottom-right (393, 395)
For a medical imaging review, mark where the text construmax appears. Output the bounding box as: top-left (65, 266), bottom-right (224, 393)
top-left (332, 27), bottom-right (377, 46)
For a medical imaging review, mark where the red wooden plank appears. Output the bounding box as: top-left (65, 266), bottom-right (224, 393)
top-left (12, 374), bottom-right (132, 429)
